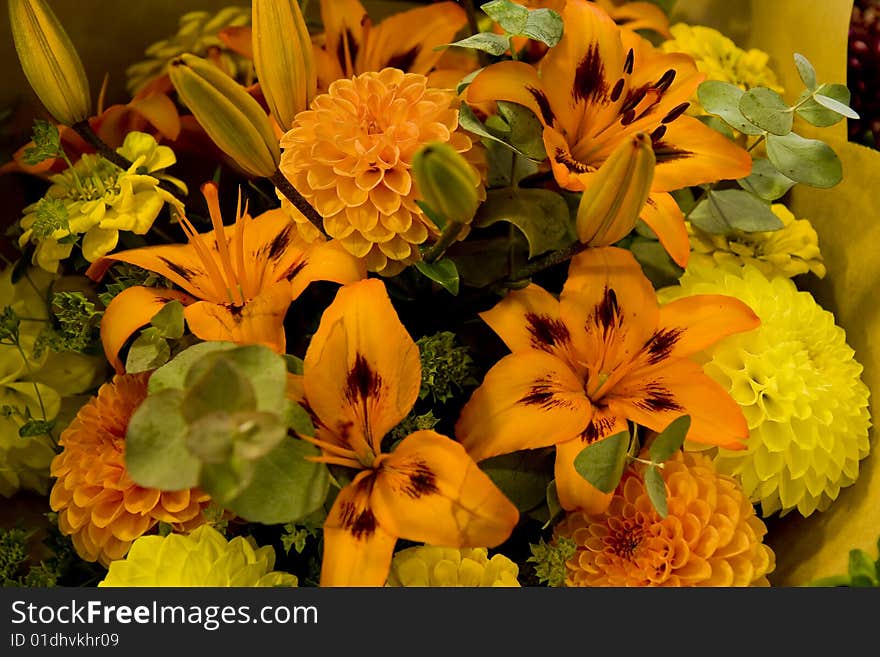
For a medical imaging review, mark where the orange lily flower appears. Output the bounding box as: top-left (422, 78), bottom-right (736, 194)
top-left (86, 182), bottom-right (366, 372)
top-left (312, 0), bottom-right (473, 91)
top-left (465, 0), bottom-right (752, 267)
top-left (455, 246), bottom-right (759, 513)
top-left (300, 279), bottom-right (518, 586)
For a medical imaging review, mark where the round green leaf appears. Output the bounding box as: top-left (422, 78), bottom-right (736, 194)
top-left (696, 80), bottom-right (763, 136)
top-left (573, 431), bottom-right (630, 494)
top-left (150, 300), bottom-right (185, 339)
top-left (766, 133), bottom-right (843, 188)
top-left (644, 465), bottom-right (668, 518)
top-left (737, 158), bottom-right (797, 201)
top-left (415, 258), bottom-right (460, 296)
top-left (183, 357), bottom-right (257, 424)
top-left (522, 8), bottom-right (563, 47)
top-left (689, 189), bottom-right (784, 234)
top-left (148, 341), bottom-right (238, 393)
top-left (796, 84), bottom-right (851, 127)
top-left (648, 414), bottom-right (691, 463)
top-left (481, 0), bottom-right (529, 34)
top-left (739, 87), bottom-right (792, 136)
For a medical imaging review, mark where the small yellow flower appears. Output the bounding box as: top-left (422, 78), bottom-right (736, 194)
top-left (386, 546), bottom-right (520, 587)
top-left (126, 6), bottom-right (253, 96)
top-left (18, 132), bottom-right (185, 272)
top-left (99, 524), bottom-right (297, 587)
top-left (687, 203), bottom-right (826, 279)
top-left (658, 263), bottom-right (872, 518)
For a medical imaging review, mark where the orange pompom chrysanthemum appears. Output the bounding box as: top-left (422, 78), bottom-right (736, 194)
top-left (49, 373), bottom-right (212, 565)
top-left (553, 450), bottom-right (775, 587)
top-left (278, 67), bottom-right (485, 275)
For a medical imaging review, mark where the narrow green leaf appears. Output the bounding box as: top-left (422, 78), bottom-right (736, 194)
top-left (648, 414), bottom-right (691, 463)
top-left (521, 8), bottom-right (563, 47)
top-left (696, 81), bottom-right (763, 136)
top-left (150, 300), bottom-right (185, 339)
top-left (480, 0), bottom-right (529, 34)
top-left (415, 199), bottom-right (447, 231)
top-left (795, 84), bottom-right (851, 127)
top-left (644, 465), bottom-right (668, 518)
top-left (573, 431), bottom-right (630, 494)
top-left (738, 87), bottom-right (792, 136)
top-left (473, 187), bottom-right (573, 258)
top-left (848, 549), bottom-right (880, 586)
top-left (766, 133), bottom-right (843, 188)
top-left (737, 158), bottom-right (797, 201)
top-left (793, 53), bottom-right (817, 91)
top-left (125, 389), bottom-right (201, 490)
top-left (445, 32), bottom-right (510, 56)
top-left (545, 480), bottom-right (561, 525)
top-left (415, 258), bottom-right (460, 296)
top-left (814, 93), bottom-right (859, 120)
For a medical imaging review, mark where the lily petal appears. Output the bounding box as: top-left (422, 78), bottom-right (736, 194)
top-left (321, 470), bottom-right (398, 587)
top-left (288, 238), bottom-right (367, 301)
top-left (554, 437), bottom-right (616, 513)
top-left (371, 430), bottom-right (518, 547)
top-left (320, 0), bottom-right (369, 78)
top-left (465, 61), bottom-right (552, 128)
top-left (303, 279), bottom-right (420, 459)
top-left (640, 191), bottom-right (690, 268)
top-left (100, 285), bottom-right (195, 373)
top-left (455, 350), bottom-right (591, 463)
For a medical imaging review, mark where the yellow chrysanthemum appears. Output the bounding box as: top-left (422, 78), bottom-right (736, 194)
top-left (554, 450), bottom-right (776, 586)
top-left (0, 266), bottom-right (102, 497)
top-left (125, 6), bottom-right (253, 95)
top-left (658, 263), bottom-right (872, 518)
top-left (386, 546), bottom-right (520, 587)
top-left (661, 23), bottom-right (783, 114)
top-left (99, 524), bottom-right (297, 587)
top-left (278, 67), bottom-right (485, 275)
top-left (687, 203), bottom-right (826, 279)
top-left (19, 132), bottom-right (186, 272)
top-left (49, 372), bottom-right (212, 565)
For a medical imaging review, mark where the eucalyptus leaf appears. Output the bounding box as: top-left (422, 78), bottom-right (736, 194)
top-left (796, 84), bottom-right (851, 127)
top-left (200, 456), bottom-right (256, 504)
top-left (125, 327), bottom-right (170, 374)
top-left (695, 114), bottom-right (735, 140)
top-left (814, 93), bottom-right (859, 120)
top-left (738, 87), bottom-right (792, 136)
top-left (697, 80), bottom-right (764, 136)
top-left (474, 188), bottom-right (573, 258)
top-left (573, 431), bottom-right (630, 494)
top-left (286, 401), bottom-right (315, 438)
top-left (283, 354), bottom-right (304, 375)
top-left (125, 389), bottom-right (201, 490)
top-left (737, 158), bottom-right (797, 201)
top-left (445, 32), bottom-right (510, 56)
top-left (793, 53), bottom-right (817, 91)
top-left (648, 414), bottom-right (691, 463)
top-left (521, 8), bottom-right (563, 47)
top-left (766, 133), bottom-right (843, 188)
top-left (480, 0), bottom-right (529, 34)
top-left (225, 438), bottom-right (330, 524)
top-left (481, 450), bottom-right (554, 512)
top-left (185, 344), bottom-right (288, 413)
top-left (186, 410), bottom-right (286, 464)
top-left (644, 465), bottom-right (668, 518)
top-left (689, 189), bottom-right (784, 235)
top-left (415, 258), bottom-right (460, 296)
top-left (150, 300), bottom-right (185, 339)
top-left (148, 341), bottom-right (238, 393)
top-left (183, 357), bottom-right (257, 424)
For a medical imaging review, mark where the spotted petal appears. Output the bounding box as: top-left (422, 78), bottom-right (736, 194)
top-left (320, 0), bottom-right (369, 78)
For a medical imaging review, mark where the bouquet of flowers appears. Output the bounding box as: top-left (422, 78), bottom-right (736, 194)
top-left (2, 0), bottom-right (878, 589)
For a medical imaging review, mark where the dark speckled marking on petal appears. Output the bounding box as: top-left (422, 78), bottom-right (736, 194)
top-left (525, 312), bottom-right (570, 352)
top-left (345, 353), bottom-right (382, 403)
top-left (643, 327), bottom-right (683, 365)
top-left (573, 43), bottom-right (608, 104)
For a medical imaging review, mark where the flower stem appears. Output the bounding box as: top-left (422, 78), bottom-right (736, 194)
top-left (269, 169), bottom-right (327, 237)
top-left (423, 221), bottom-right (464, 263)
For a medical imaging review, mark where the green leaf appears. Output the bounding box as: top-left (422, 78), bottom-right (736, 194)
top-left (18, 419), bottom-right (55, 438)
top-left (545, 480), bottom-right (561, 525)
top-left (629, 238), bottom-right (683, 289)
top-left (766, 133), bottom-right (842, 188)
top-left (521, 8), bottom-right (563, 47)
top-left (22, 119), bottom-right (62, 165)
top-left (183, 357), bottom-right (257, 424)
top-left (415, 258), bottom-right (460, 296)
top-left (738, 87), bottom-right (792, 136)
top-left (188, 410), bottom-right (287, 464)
top-left (644, 465), bottom-right (668, 518)
top-left (495, 101), bottom-right (547, 161)
top-left (795, 84), bottom-right (851, 127)
top-left (456, 67), bottom-right (483, 95)
top-left (813, 92), bottom-right (859, 120)
top-left (415, 200), bottom-right (447, 231)
top-left (148, 341), bottom-right (238, 393)
top-left (225, 438), bottom-right (330, 524)
top-left (283, 354), bottom-right (304, 375)
top-left (695, 114), bottom-right (735, 140)
top-left (648, 415), bottom-right (691, 463)
top-left (125, 327), bottom-right (171, 374)
top-left (125, 389), bottom-right (201, 490)
top-left (200, 456), bottom-right (256, 504)
top-left (150, 300), bottom-right (185, 339)
top-left (474, 188), bottom-right (573, 258)
top-left (480, 0), bottom-right (529, 34)
top-left (696, 81), bottom-right (763, 136)
top-left (445, 32), bottom-right (510, 56)
top-left (573, 430), bottom-right (630, 494)
top-left (446, 235), bottom-right (522, 288)
top-left (689, 189), bottom-right (784, 234)
top-left (481, 450), bottom-right (554, 512)
top-left (459, 103), bottom-right (544, 162)
top-left (286, 401), bottom-right (316, 438)
top-left (737, 158), bottom-right (797, 201)
top-left (793, 53), bottom-right (817, 91)
top-left (848, 549), bottom-right (879, 586)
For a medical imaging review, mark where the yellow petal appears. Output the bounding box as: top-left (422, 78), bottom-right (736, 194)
top-left (371, 431), bottom-right (518, 547)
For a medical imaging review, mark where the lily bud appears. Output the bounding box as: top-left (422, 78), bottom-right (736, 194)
top-left (168, 53), bottom-right (280, 178)
top-left (412, 142), bottom-right (481, 227)
top-left (252, 0), bottom-right (316, 131)
top-left (576, 132), bottom-right (656, 247)
top-left (9, 0), bottom-right (91, 125)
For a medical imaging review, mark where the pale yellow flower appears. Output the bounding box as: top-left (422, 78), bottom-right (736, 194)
top-left (386, 546), bottom-right (520, 587)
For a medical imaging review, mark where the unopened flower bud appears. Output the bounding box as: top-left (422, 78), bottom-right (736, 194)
top-left (576, 132), bottom-right (656, 246)
top-left (168, 53), bottom-right (280, 178)
top-left (9, 0), bottom-right (91, 125)
top-left (412, 142), bottom-right (481, 227)
top-left (252, 0), bottom-right (316, 131)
